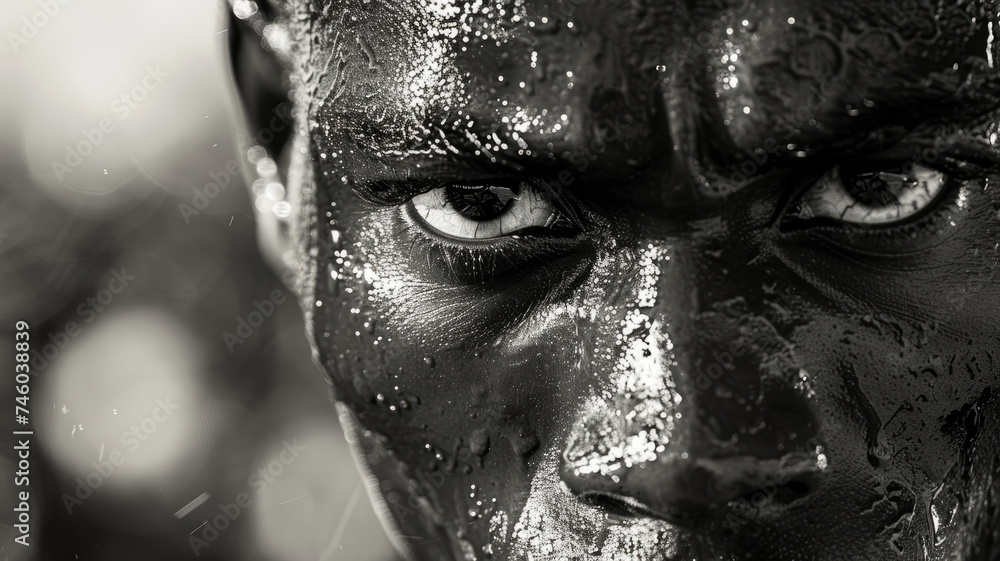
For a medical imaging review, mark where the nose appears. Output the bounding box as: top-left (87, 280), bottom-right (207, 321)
top-left (559, 242), bottom-right (826, 526)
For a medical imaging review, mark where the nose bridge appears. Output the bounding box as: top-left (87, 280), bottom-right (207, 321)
top-left (560, 237), bottom-right (825, 521)
top-left (560, 241), bottom-right (687, 493)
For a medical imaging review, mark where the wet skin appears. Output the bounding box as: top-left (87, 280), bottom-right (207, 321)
top-left (237, 0), bottom-right (1000, 559)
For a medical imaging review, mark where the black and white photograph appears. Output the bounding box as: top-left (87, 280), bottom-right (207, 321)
top-left (3, 1), bottom-right (1000, 560)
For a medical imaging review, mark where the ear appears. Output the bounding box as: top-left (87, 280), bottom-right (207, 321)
top-left (225, 2), bottom-right (297, 279)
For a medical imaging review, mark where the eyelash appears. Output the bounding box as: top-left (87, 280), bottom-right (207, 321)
top-left (397, 187), bottom-right (587, 284)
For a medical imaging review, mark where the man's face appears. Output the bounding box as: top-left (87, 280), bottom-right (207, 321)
top-left (270, 0), bottom-right (1000, 558)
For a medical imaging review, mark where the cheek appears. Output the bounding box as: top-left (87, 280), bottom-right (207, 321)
top-left (310, 199), bottom-right (648, 543)
top-left (314, 211), bottom-right (431, 419)
top-left (789, 305), bottom-right (997, 481)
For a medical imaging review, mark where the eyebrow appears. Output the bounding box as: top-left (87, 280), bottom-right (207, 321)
top-left (330, 102), bottom-right (605, 172)
top-left (332, 104), bottom-right (534, 157)
top-left (804, 72), bottom-right (1000, 152)
top-left (341, 147), bottom-right (582, 208)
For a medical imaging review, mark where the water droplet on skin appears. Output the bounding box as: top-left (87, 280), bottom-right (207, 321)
top-left (423, 356), bottom-right (436, 367)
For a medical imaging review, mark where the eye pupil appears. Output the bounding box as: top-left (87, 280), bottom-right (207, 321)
top-left (445, 185), bottom-right (514, 220)
top-left (848, 172), bottom-right (899, 207)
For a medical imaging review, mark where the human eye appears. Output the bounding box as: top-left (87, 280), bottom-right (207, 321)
top-left (397, 180), bottom-right (587, 286)
top-left (406, 182), bottom-right (573, 240)
top-left (788, 161), bottom-right (947, 226)
top-left (773, 131), bottom-right (1000, 257)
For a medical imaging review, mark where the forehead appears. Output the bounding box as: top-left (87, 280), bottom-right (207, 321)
top-left (301, 0), bottom-right (995, 190)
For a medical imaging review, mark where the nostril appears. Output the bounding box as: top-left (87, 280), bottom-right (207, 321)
top-left (578, 491), bottom-right (713, 527)
top-left (562, 450), bottom-right (828, 527)
top-left (784, 478), bottom-right (813, 496)
top-left (579, 492), bottom-right (639, 518)
top-left (732, 474), bottom-right (818, 512)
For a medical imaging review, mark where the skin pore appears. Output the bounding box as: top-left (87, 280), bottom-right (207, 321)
top-left (235, 0), bottom-right (1000, 559)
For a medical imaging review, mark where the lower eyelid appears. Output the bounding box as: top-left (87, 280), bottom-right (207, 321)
top-left (396, 215), bottom-right (591, 287)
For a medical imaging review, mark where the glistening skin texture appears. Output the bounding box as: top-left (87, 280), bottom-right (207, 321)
top-left (236, 0), bottom-right (1000, 559)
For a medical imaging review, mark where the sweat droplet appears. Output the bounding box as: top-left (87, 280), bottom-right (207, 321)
top-left (423, 356), bottom-right (436, 367)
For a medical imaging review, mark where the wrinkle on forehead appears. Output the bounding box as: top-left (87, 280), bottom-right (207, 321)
top-left (304, 0), bottom-right (680, 166)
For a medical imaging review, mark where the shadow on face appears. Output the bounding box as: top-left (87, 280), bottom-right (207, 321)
top-left (229, 0), bottom-right (1000, 559)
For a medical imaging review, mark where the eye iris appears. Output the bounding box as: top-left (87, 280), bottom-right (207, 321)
top-left (445, 185), bottom-right (514, 220)
top-left (848, 172), bottom-right (900, 207)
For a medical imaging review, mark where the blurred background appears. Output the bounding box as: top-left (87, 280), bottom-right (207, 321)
top-left (0, 0), bottom-right (399, 559)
